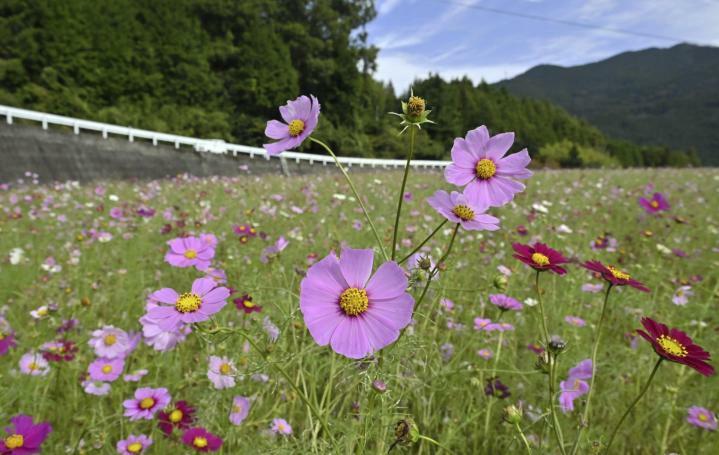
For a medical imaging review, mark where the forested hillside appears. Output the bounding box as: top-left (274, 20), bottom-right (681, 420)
top-left (0, 0), bottom-right (697, 166)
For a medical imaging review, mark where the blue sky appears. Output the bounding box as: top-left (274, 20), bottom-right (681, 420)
top-left (367, 0), bottom-right (719, 92)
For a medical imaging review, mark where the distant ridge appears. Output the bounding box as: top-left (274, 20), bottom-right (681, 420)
top-left (496, 43), bottom-right (719, 165)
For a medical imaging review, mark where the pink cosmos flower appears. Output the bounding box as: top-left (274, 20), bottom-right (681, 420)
top-left (489, 294), bottom-right (523, 312)
top-left (474, 318), bottom-right (492, 331)
top-left (89, 326), bottom-right (131, 359)
top-left (140, 303), bottom-right (192, 352)
top-left (19, 353), bottom-right (50, 376)
top-left (477, 348), bottom-right (493, 360)
top-left (270, 418), bottom-right (293, 436)
top-left (82, 380), bottom-right (111, 396)
top-left (672, 286), bottom-right (693, 306)
top-left (299, 248), bottom-right (414, 359)
top-left (260, 236), bottom-right (289, 263)
top-left (207, 356), bottom-right (236, 390)
top-left (123, 369), bottom-right (148, 382)
top-left (0, 414), bottom-right (52, 454)
top-left (639, 192), bottom-right (670, 214)
top-left (565, 316), bottom-right (586, 327)
top-left (88, 357), bottom-right (125, 382)
top-left (229, 396), bottom-right (251, 426)
top-left (559, 359), bottom-right (592, 413)
top-left (426, 190), bottom-right (500, 231)
top-left (164, 236), bottom-right (215, 270)
top-left (181, 428), bottom-right (223, 452)
top-left (264, 95), bottom-right (320, 156)
top-left (0, 322), bottom-right (16, 356)
top-left (444, 126), bottom-right (532, 207)
top-left (686, 406), bottom-right (717, 431)
top-left (145, 278), bottom-right (230, 331)
top-left (123, 387), bottom-right (171, 421)
top-left (116, 434), bottom-right (152, 454)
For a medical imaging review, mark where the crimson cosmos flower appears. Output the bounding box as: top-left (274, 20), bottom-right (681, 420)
top-left (158, 401), bottom-right (196, 435)
top-left (582, 260), bottom-right (649, 292)
top-left (637, 317), bottom-right (714, 377)
top-left (512, 242), bottom-right (568, 275)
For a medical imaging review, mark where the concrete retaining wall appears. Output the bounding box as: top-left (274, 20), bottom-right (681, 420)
top-left (0, 123), bottom-right (345, 182)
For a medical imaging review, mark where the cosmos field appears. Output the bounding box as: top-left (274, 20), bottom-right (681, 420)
top-left (0, 166), bottom-right (718, 454)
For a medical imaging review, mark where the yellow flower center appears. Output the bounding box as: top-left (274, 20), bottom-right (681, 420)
top-left (127, 442), bottom-right (143, 453)
top-left (451, 204), bottom-right (475, 221)
top-left (232, 404), bottom-right (243, 414)
top-left (104, 334), bottom-right (117, 346)
top-left (184, 249), bottom-right (197, 259)
top-left (101, 364), bottom-right (113, 374)
top-left (219, 363), bottom-right (231, 375)
top-left (4, 434), bottom-right (23, 449)
top-left (650, 200), bottom-right (659, 208)
top-left (475, 158), bottom-right (497, 180)
top-left (139, 397), bottom-right (156, 410)
top-left (698, 413), bottom-right (709, 422)
top-left (407, 96), bottom-right (426, 116)
top-left (606, 265), bottom-right (630, 281)
top-left (531, 253), bottom-right (550, 266)
top-left (242, 299), bottom-right (255, 308)
top-left (0, 332), bottom-right (4, 340)
top-left (175, 292), bottom-right (202, 313)
top-left (657, 335), bottom-right (687, 357)
top-left (169, 409), bottom-right (184, 423)
top-left (28, 362), bottom-right (40, 371)
top-left (288, 119), bottom-right (305, 137)
top-left (339, 288), bottom-right (369, 316)
top-left (193, 437), bottom-right (208, 448)
top-left (37, 307), bottom-right (48, 316)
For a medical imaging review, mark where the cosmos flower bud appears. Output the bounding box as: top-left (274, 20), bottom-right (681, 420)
top-left (493, 275), bottom-right (509, 291)
top-left (503, 404), bottom-right (523, 424)
top-left (407, 96), bottom-right (425, 117)
top-left (372, 379), bottom-right (387, 394)
top-left (548, 337), bottom-right (567, 355)
top-left (417, 255), bottom-right (432, 271)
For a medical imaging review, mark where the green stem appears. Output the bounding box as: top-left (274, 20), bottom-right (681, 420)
top-left (391, 127), bottom-right (416, 260)
top-left (310, 137), bottom-right (388, 261)
top-left (413, 223), bottom-right (459, 315)
top-left (482, 329), bottom-right (505, 440)
top-left (398, 219), bottom-right (448, 265)
top-left (534, 270), bottom-right (566, 455)
top-left (417, 434), bottom-right (455, 454)
top-left (571, 284), bottom-right (613, 455)
top-left (515, 423), bottom-right (533, 455)
top-left (236, 330), bottom-right (335, 443)
top-left (605, 358), bottom-right (663, 453)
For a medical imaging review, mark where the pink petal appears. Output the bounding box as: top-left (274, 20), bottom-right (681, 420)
top-left (366, 292), bottom-right (414, 330)
top-left (366, 261), bottom-right (408, 301)
top-left (486, 132), bottom-right (514, 160)
top-left (360, 312), bottom-right (401, 351)
top-left (201, 287), bottom-right (230, 305)
top-left (497, 149), bottom-right (532, 178)
top-left (464, 126), bottom-right (490, 156)
top-left (150, 288), bottom-right (179, 305)
top-left (192, 278), bottom-right (217, 297)
top-left (339, 248), bottom-right (374, 288)
top-left (304, 311), bottom-right (344, 346)
top-left (265, 120), bottom-right (289, 140)
top-left (450, 138), bottom-right (479, 168)
top-left (444, 164), bottom-right (475, 186)
top-left (330, 317), bottom-right (372, 359)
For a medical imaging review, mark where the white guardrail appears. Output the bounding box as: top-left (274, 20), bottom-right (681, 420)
top-left (0, 105), bottom-right (450, 170)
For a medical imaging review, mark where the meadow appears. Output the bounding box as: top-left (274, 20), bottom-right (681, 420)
top-left (0, 166), bottom-right (717, 454)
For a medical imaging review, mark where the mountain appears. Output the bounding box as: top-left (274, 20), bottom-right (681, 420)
top-left (496, 43), bottom-right (719, 165)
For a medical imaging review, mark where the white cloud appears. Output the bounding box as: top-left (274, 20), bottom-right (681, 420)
top-left (374, 51), bottom-right (528, 92)
top-left (377, 0), bottom-right (404, 16)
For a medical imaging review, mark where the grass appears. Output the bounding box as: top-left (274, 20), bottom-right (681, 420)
top-left (0, 167), bottom-right (717, 454)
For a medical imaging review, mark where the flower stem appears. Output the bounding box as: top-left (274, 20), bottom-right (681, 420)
top-left (571, 284), bottom-right (613, 455)
top-left (391, 127), bottom-right (416, 260)
top-left (310, 137), bottom-right (388, 261)
top-left (605, 358), bottom-right (663, 453)
top-left (482, 329), bottom-right (505, 440)
top-left (398, 219), bottom-right (448, 265)
top-left (515, 423), bottom-right (533, 454)
top-left (417, 434), bottom-right (455, 454)
top-left (534, 270), bottom-right (566, 455)
top-left (413, 223), bottom-right (459, 314)
top-left (235, 329), bottom-right (335, 443)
